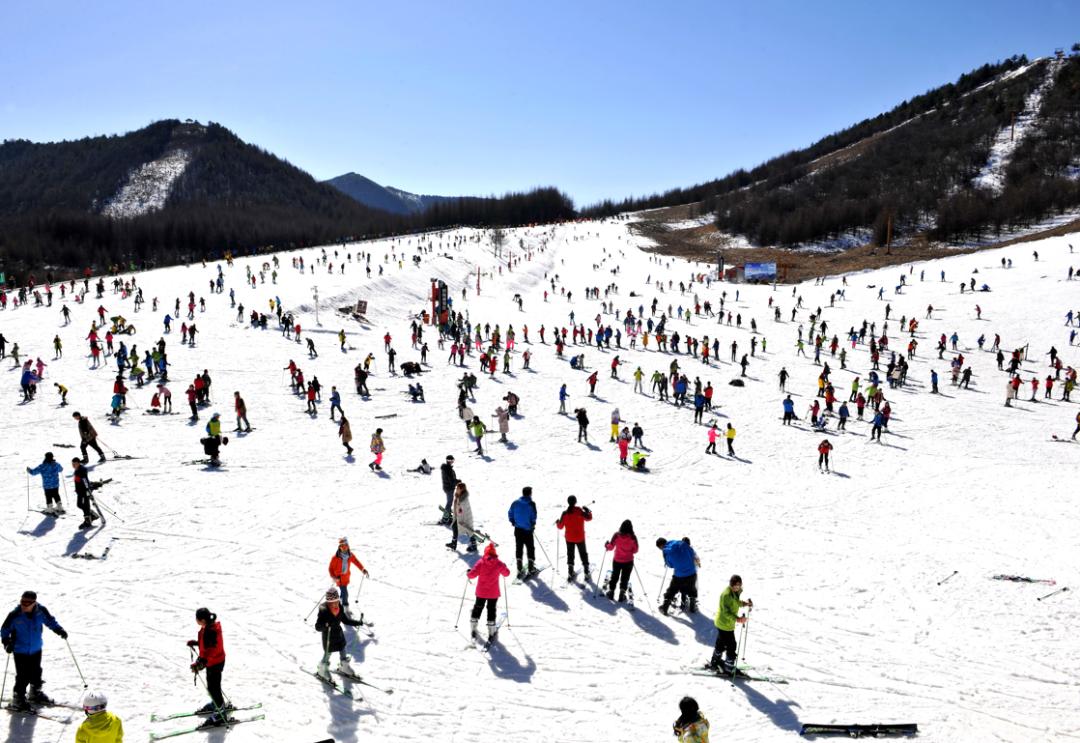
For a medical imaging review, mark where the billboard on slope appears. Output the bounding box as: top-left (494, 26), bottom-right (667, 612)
top-left (744, 262), bottom-right (777, 282)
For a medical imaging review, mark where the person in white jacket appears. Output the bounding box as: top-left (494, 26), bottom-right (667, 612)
top-left (446, 481), bottom-right (478, 553)
top-left (495, 406), bottom-right (510, 442)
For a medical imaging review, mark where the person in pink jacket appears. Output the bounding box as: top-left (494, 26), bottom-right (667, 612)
top-left (617, 427), bottom-right (630, 466)
top-left (604, 519), bottom-right (639, 602)
top-left (466, 543), bottom-right (511, 642)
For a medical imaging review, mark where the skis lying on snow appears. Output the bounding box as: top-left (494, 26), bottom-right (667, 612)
top-left (71, 537), bottom-right (117, 560)
top-left (149, 713), bottom-right (266, 740)
top-left (992, 574), bottom-right (1056, 586)
top-left (2, 705), bottom-right (73, 724)
top-left (331, 670), bottom-right (394, 694)
top-left (151, 703), bottom-right (263, 722)
top-left (799, 722), bottom-right (917, 738)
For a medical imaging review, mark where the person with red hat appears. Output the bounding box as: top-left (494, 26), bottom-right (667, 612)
top-left (328, 538), bottom-right (369, 614)
top-left (466, 543), bottom-right (511, 643)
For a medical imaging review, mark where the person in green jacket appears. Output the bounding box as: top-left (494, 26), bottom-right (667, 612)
top-left (75, 690), bottom-right (124, 743)
top-left (706, 574), bottom-right (752, 671)
top-left (470, 417), bottom-right (487, 455)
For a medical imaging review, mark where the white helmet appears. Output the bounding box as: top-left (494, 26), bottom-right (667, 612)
top-left (82, 690), bottom-right (107, 714)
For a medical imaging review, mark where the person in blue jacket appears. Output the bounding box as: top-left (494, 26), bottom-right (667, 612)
top-left (656, 537), bottom-right (700, 614)
top-left (1, 590), bottom-right (68, 710)
top-left (782, 395), bottom-right (796, 425)
top-left (508, 486), bottom-right (538, 580)
top-left (19, 367), bottom-right (40, 402)
top-left (163, 314), bottom-right (172, 332)
top-left (27, 452), bottom-right (64, 515)
top-left (559, 383), bottom-right (569, 415)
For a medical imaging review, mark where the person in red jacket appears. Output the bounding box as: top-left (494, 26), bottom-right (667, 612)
top-left (604, 519), bottom-right (639, 602)
top-left (186, 608), bottom-right (228, 724)
top-left (466, 543), bottom-right (511, 643)
top-left (817, 439), bottom-right (834, 472)
top-left (556, 495), bottom-right (593, 581)
top-left (328, 538), bottom-right (368, 614)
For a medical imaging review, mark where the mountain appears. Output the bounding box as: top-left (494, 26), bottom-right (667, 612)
top-left (0, 119), bottom-right (405, 277)
top-left (324, 172), bottom-right (455, 215)
top-left (585, 51), bottom-right (1080, 252)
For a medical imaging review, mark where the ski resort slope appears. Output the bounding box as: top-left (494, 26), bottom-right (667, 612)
top-left (2, 219), bottom-right (1079, 743)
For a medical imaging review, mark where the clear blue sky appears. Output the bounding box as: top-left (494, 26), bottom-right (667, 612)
top-left (1, 1), bottom-right (1077, 206)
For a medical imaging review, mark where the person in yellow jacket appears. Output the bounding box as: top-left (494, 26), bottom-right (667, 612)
top-left (76, 690), bottom-right (123, 742)
top-left (725, 423), bottom-right (736, 456)
top-left (673, 696), bottom-right (709, 742)
top-left (706, 574), bottom-right (752, 671)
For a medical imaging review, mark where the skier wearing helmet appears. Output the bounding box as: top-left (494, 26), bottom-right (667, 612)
top-left (76, 690), bottom-right (124, 743)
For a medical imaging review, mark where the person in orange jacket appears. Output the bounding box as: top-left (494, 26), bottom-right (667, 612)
top-left (328, 537), bottom-right (369, 614)
top-left (556, 495), bottom-right (593, 581)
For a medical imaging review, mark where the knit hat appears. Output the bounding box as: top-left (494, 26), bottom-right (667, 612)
top-left (325, 587), bottom-right (341, 602)
top-left (21, 590), bottom-right (37, 602)
top-left (484, 543), bottom-right (498, 558)
top-left (567, 495), bottom-right (577, 506)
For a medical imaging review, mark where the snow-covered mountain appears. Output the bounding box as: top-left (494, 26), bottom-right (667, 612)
top-left (2, 218), bottom-right (1078, 742)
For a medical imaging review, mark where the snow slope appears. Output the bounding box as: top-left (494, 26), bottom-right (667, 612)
top-left (101, 150), bottom-right (191, 219)
top-left (2, 220), bottom-right (1080, 742)
top-left (972, 59), bottom-right (1063, 195)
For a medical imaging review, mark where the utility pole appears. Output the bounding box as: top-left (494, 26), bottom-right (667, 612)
top-left (312, 285), bottom-right (320, 326)
top-left (885, 213), bottom-right (893, 256)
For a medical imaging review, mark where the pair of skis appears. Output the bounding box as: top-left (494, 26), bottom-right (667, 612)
top-left (307, 666), bottom-right (394, 698)
top-left (466, 612), bottom-right (509, 652)
top-left (1, 698), bottom-right (78, 724)
top-left (149, 704), bottom-right (266, 740)
top-left (511, 565), bottom-right (549, 585)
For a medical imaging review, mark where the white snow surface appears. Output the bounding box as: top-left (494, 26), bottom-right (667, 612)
top-left (3, 221), bottom-right (1080, 742)
top-left (101, 150), bottom-right (191, 219)
top-left (972, 60), bottom-right (1062, 195)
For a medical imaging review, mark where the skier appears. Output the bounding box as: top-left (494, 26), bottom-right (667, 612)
top-left (328, 537), bottom-right (369, 613)
top-left (75, 690), bottom-right (124, 742)
top-left (233, 391), bottom-right (252, 432)
top-left (446, 481), bottom-right (479, 553)
top-left (439, 455), bottom-right (457, 525)
top-left (369, 428), bottom-right (385, 471)
top-left (71, 458), bottom-right (101, 530)
top-left (338, 415), bottom-right (354, 456)
top-left (470, 416), bottom-right (487, 455)
top-left (314, 587), bottom-right (363, 682)
top-left (706, 574), bottom-right (752, 672)
top-left (1, 590), bottom-right (68, 710)
top-left (72, 412), bottom-right (107, 463)
top-left (587, 370), bottom-right (598, 396)
top-left (26, 452), bottom-right (64, 515)
top-left (817, 439), bottom-right (834, 471)
top-left (466, 543), bottom-right (511, 643)
top-left (673, 696), bottom-right (710, 743)
top-left (575, 407), bottom-right (590, 443)
top-left (725, 423), bottom-right (736, 456)
top-left (556, 495), bottom-right (593, 581)
top-left (559, 383), bottom-right (569, 414)
top-left (495, 406), bottom-right (510, 442)
top-left (329, 386), bottom-right (343, 420)
top-left (604, 519), bottom-right (639, 602)
top-left (508, 486), bottom-right (538, 579)
top-left (186, 608), bottom-right (228, 725)
top-left (705, 423), bottom-right (718, 455)
top-left (657, 537), bottom-right (699, 614)
top-left (609, 408), bottom-right (621, 442)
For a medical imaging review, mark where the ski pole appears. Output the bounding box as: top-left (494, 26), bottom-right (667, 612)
top-left (66, 638), bottom-right (88, 689)
top-left (633, 564), bottom-right (650, 609)
top-left (553, 532), bottom-right (560, 589)
top-left (592, 548), bottom-right (608, 599)
top-left (26, 472), bottom-right (31, 512)
top-left (454, 577), bottom-right (471, 629)
top-left (1037, 586), bottom-right (1069, 602)
top-left (937, 570), bottom-right (958, 586)
top-left (656, 565), bottom-right (669, 605)
top-left (94, 495), bottom-right (125, 523)
top-left (535, 536), bottom-right (553, 570)
top-left (503, 576), bottom-right (511, 628)
top-left (61, 476), bottom-right (70, 508)
top-left (732, 607), bottom-right (751, 682)
top-left (303, 592), bottom-right (325, 622)
top-left (0, 650), bottom-right (9, 710)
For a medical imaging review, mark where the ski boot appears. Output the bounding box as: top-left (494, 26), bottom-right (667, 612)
top-left (659, 602), bottom-right (671, 616)
top-left (618, 590), bottom-right (627, 603)
top-left (316, 661), bottom-right (332, 682)
top-left (583, 567), bottom-right (592, 583)
top-left (29, 686), bottom-right (53, 706)
top-left (465, 541), bottom-right (478, 553)
top-left (469, 618), bottom-right (480, 641)
top-left (79, 521), bottom-right (93, 530)
top-left (9, 691), bottom-right (31, 712)
top-left (54, 505), bottom-right (66, 515)
top-left (445, 540), bottom-right (457, 550)
top-left (526, 563), bottom-right (540, 579)
top-left (687, 597), bottom-right (699, 614)
top-left (487, 622), bottom-right (498, 643)
top-left (338, 659), bottom-right (356, 677)
top-left (197, 701), bottom-right (216, 714)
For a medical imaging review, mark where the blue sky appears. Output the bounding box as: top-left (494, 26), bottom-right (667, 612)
top-left (1, 1), bottom-right (1077, 206)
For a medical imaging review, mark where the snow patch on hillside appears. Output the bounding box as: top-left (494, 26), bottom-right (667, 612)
top-left (102, 149), bottom-right (191, 219)
top-left (972, 59), bottom-right (1062, 195)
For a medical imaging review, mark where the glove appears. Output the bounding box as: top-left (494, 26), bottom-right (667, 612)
top-left (57, 629), bottom-right (68, 640)
top-left (191, 657), bottom-right (207, 672)
top-left (736, 616), bottom-right (747, 625)
top-left (2, 637), bottom-right (12, 653)
top-left (363, 569), bottom-right (370, 577)
top-left (186, 640), bottom-right (199, 648)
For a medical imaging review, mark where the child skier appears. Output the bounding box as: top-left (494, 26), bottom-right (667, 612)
top-left (314, 587), bottom-right (363, 682)
top-left (466, 543), bottom-right (511, 643)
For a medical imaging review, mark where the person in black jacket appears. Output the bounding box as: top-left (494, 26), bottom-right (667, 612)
top-left (315, 588), bottom-right (362, 681)
top-left (71, 458), bottom-right (101, 529)
top-left (439, 455), bottom-right (457, 525)
top-left (72, 412), bottom-right (106, 463)
top-left (575, 408), bottom-right (589, 443)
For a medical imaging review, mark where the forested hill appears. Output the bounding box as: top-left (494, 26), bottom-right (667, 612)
top-left (586, 51), bottom-right (1080, 250)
